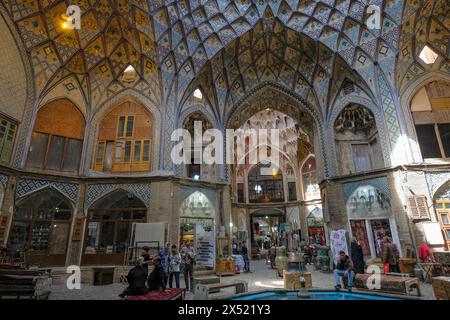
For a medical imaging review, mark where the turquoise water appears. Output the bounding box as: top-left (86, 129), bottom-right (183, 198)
top-left (231, 291), bottom-right (400, 300)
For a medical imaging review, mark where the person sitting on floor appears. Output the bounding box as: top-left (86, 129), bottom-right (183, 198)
top-left (119, 257), bottom-right (149, 298)
top-left (334, 250), bottom-right (355, 292)
top-left (147, 256), bottom-right (166, 291)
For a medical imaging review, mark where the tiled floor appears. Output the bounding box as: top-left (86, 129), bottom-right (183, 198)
top-left (49, 260), bottom-right (436, 300)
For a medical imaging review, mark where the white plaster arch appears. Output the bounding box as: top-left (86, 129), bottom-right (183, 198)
top-left (399, 72), bottom-right (450, 164)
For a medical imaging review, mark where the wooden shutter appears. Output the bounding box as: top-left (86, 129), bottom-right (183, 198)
top-left (0, 119), bottom-right (16, 163)
top-left (408, 195), bottom-right (430, 220)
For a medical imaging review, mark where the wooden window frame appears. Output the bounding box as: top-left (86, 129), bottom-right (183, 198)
top-left (29, 131), bottom-right (82, 173)
top-left (351, 143), bottom-right (374, 173)
top-left (116, 115), bottom-right (134, 138)
top-left (83, 208), bottom-right (146, 256)
top-left (0, 116), bottom-right (18, 164)
top-left (10, 207), bottom-right (72, 255)
top-left (414, 121), bottom-right (450, 160)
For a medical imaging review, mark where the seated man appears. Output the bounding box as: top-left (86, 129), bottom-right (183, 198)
top-left (334, 250), bottom-right (355, 291)
top-left (119, 257), bottom-right (149, 298)
top-left (147, 256), bottom-right (166, 291)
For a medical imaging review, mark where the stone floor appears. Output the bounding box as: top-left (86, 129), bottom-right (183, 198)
top-left (49, 260), bottom-right (436, 300)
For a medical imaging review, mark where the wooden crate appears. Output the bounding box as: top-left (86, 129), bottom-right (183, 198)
top-left (432, 276), bottom-right (450, 300)
top-left (216, 260), bottom-right (235, 276)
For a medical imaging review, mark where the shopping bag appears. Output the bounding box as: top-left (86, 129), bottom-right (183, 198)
top-left (383, 263), bottom-right (390, 273)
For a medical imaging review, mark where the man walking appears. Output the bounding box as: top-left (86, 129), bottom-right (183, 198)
top-left (181, 241), bottom-right (195, 291)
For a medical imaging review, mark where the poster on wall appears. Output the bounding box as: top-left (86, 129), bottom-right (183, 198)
top-left (195, 224), bottom-right (215, 268)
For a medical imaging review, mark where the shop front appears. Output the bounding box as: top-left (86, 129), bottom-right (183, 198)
top-left (346, 184), bottom-right (401, 259)
top-left (82, 190), bottom-right (147, 265)
top-left (179, 190), bottom-right (216, 270)
top-left (307, 208), bottom-right (326, 245)
top-left (8, 188), bottom-right (73, 267)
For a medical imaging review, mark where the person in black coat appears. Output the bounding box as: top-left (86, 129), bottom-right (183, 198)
top-left (147, 256), bottom-right (166, 291)
top-left (351, 237), bottom-right (365, 274)
top-left (119, 257), bottom-right (149, 298)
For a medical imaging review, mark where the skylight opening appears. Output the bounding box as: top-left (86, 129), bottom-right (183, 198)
top-left (193, 88), bottom-right (203, 101)
top-left (121, 65), bottom-right (138, 83)
top-left (124, 65), bottom-right (135, 73)
top-left (419, 45), bottom-right (438, 65)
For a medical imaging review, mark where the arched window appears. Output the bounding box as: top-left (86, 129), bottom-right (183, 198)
top-left (83, 190), bottom-right (147, 265)
top-left (334, 104), bottom-right (383, 175)
top-left (27, 99), bottom-right (85, 172)
top-left (95, 101), bottom-right (153, 172)
top-left (182, 112), bottom-right (213, 180)
top-left (410, 80), bottom-right (450, 159)
top-left (301, 156), bottom-right (320, 200)
top-left (248, 163), bottom-right (284, 203)
top-left (9, 189), bottom-right (72, 266)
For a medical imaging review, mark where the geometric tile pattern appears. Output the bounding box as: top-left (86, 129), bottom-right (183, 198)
top-left (2, 0), bottom-right (161, 107)
top-left (425, 171), bottom-right (450, 199)
top-left (377, 71), bottom-right (401, 149)
top-left (397, 0), bottom-right (449, 93)
top-left (0, 174), bottom-right (9, 189)
top-left (1, 1), bottom-right (405, 118)
top-left (16, 178), bottom-right (80, 204)
top-left (343, 176), bottom-right (391, 204)
top-left (85, 183), bottom-right (151, 208)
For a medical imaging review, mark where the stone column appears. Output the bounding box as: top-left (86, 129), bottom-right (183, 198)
top-left (149, 180), bottom-right (179, 246)
top-left (66, 183), bottom-right (86, 266)
top-left (1, 175), bottom-right (17, 246)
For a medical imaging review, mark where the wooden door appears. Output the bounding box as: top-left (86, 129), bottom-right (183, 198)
top-left (436, 206), bottom-right (450, 250)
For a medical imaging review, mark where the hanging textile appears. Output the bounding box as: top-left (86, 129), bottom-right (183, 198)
top-left (330, 229), bottom-right (348, 265)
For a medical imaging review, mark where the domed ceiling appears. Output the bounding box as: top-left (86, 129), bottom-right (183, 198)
top-left (1, 0), bottom-right (160, 107)
top-left (397, 0), bottom-right (449, 93)
top-left (3, 0), bottom-right (447, 120)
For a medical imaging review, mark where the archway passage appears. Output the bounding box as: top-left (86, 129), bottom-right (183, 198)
top-left (82, 190), bottom-right (147, 265)
top-left (250, 208), bottom-right (285, 252)
top-left (229, 87), bottom-right (321, 254)
top-left (179, 191), bottom-right (215, 269)
top-left (9, 188), bottom-right (73, 267)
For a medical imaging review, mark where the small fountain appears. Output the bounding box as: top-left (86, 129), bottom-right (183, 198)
top-left (297, 252), bottom-right (311, 299)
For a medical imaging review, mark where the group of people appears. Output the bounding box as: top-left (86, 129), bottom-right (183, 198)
top-left (333, 236), bottom-right (401, 291)
top-left (119, 241), bottom-right (196, 298)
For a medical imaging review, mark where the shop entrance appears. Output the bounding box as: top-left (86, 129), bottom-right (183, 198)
top-left (179, 191), bottom-right (215, 270)
top-left (346, 184), bottom-right (400, 259)
top-left (250, 209), bottom-right (285, 255)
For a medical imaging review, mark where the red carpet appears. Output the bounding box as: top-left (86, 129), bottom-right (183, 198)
top-left (125, 288), bottom-right (185, 300)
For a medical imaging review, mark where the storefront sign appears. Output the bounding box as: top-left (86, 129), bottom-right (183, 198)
top-left (195, 224), bottom-right (215, 268)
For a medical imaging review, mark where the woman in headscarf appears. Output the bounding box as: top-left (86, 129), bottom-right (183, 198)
top-left (350, 237), bottom-right (365, 274)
